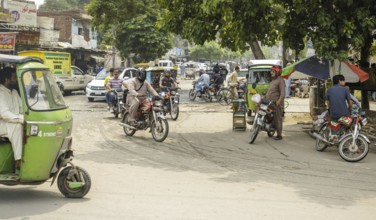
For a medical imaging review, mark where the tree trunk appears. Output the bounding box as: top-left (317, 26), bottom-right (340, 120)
top-left (250, 41), bottom-right (265, 59)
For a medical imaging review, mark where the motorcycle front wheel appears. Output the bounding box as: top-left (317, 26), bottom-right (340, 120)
top-left (189, 89), bottom-right (196, 101)
top-left (151, 118), bottom-right (169, 142)
top-left (121, 112), bottom-right (136, 136)
top-left (170, 103), bottom-right (179, 120)
top-left (338, 136), bottom-right (369, 162)
top-left (249, 117), bottom-right (260, 144)
top-left (218, 88), bottom-right (232, 105)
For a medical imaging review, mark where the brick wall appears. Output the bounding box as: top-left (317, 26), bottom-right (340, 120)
top-left (53, 16), bottom-right (72, 42)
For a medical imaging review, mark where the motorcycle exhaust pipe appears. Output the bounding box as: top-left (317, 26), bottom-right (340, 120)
top-left (312, 132), bottom-right (331, 144)
top-left (119, 122), bottom-right (136, 130)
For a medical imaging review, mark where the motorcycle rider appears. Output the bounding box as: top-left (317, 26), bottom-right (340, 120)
top-left (194, 70), bottom-right (210, 97)
top-left (160, 69), bottom-right (177, 92)
top-left (265, 65), bottom-right (285, 140)
top-left (326, 75), bottom-right (352, 121)
top-left (106, 69), bottom-right (123, 113)
top-left (126, 69), bottom-right (159, 126)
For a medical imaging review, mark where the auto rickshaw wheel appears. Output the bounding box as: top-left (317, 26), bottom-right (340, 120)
top-left (57, 166), bottom-right (91, 198)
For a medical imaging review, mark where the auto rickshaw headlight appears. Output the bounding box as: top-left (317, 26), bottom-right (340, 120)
top-left (30, 124), bottom-right (39, 136)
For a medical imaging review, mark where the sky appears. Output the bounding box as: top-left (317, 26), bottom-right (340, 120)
top-left (30, 0), bottom-right (44, 7)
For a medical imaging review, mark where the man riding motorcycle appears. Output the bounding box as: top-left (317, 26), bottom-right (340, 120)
top-left (194, 70), bottom-right (210, 97)
top-left (160, 70), bottom-right (177, 91)
top-left (106, 69), bottom-right (123, 113)
top-left (125, 69), bottom-right (159, 126)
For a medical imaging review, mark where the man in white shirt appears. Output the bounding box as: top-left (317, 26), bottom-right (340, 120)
top-left (0, 67), bottom-right (23, 170)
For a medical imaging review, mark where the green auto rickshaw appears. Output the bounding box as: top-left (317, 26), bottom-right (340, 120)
top-left (0, 54), bottom-right (91, 198)
top-left (245, 60), bottom-right (282, 116)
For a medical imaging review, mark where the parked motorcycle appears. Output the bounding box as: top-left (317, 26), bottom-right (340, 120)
top-left (119, 96), bottom-right (169, 142)
top-left (160, 87), bottom-right (180, 120)
top-left (312, 107), bottom-right (370, 162)
top-left (189, 80), bottom-right (213, 102)
top-left (109, 88), bottom-right (123, 118)
top-left (249, 94), bottom-right (276, 144)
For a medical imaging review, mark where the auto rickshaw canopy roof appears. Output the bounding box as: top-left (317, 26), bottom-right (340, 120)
top-left (0, 54), bottom-right (43, 64)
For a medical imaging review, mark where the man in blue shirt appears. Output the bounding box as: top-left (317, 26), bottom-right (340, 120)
top-left (326, 75), bottom-right (352, 120)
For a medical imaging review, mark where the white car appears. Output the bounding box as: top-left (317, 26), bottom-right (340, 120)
top-left (56, 66), bottom-right (94, 95)
top-left (85, 68), bottom-right (137, 102)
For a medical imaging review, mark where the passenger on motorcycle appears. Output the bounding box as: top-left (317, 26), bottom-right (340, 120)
top-left (326, 75), bottom-right (352, 121)
top-left (160, 70), bottom-right (177, 91)
top-left (106, 69), bottom-right (123, 113)
top-left (194, 70), bottom-right (210, 97)
top-left (126, 69), bottom-right (159, 126)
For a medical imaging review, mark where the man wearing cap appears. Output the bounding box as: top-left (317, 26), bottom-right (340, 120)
top-left (265, 65), bottom-right (285, 140)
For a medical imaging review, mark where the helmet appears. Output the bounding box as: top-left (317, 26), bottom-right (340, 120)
top-left (271, 65), bottom-right (281, 76)
top-left (137, 68), bottom-right (147, 82)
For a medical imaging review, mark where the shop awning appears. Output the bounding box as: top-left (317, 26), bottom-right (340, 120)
top-left (90, 55), bottom-right (105, 62)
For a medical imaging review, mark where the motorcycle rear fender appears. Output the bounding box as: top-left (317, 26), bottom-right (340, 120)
top-left (338, 133), bottom-right (370, 144)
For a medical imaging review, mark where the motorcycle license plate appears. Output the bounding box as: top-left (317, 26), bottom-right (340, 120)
top-left (257, 118), bottom-right (263, 125)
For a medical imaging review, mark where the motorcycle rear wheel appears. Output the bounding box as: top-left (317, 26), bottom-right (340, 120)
top-left (315, 123), bottom-right (329, 152)
top-left (170, 103), bottom-right (179, 120)
top-left (122, 112), bottom-right (136, 136)
top-left (338, 136), bottom-right (369, 162)
top-left (151, 118), bottom-right (169, 142)
top-left (189, 89), bottom-right (196, 101)
top-left (249, 118), bottom-right (260, 144)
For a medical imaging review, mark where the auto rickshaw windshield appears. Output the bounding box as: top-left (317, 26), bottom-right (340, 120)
top-left (248, 68), bottom-right (273, 84)
top-left (22, 70), bottom-right (66, 110)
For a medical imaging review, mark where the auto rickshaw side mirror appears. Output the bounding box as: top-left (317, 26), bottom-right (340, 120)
top-left (29, 84), bottom-right (38, 98)
top-left (252, 83), bottom-right (257, 89)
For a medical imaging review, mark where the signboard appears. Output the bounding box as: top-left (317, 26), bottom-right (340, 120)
top-left (7, 1), bottom-right (37, 27)
top-left (0, 32), bottom-right (16, 51)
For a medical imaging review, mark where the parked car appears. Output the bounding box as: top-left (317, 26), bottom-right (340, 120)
top-left (85, 68), bottom-right (138, 102)
top-left (86, 68), bottom-right (110, 102)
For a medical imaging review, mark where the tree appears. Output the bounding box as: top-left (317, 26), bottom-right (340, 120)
top-left (157, 0), bottom-right (376, 63)
top-left (157, 0), bottom-right (284, 59)
top-left (189, 41), bottom-right (223, 61)
top-left (39, 0), bottom-right (90, 10)
top-left (86, 0), bottom-right (173, 62)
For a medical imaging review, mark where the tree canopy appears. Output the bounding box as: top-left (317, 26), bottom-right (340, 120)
top-left (157, 0), bottom-right (376, 62)
top-left (39, 0), bottom-right (89, 10)
top-left (86, 0), bottom-right (173, 62)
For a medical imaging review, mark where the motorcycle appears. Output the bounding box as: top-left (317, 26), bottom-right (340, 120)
top-left (119, 96), bottom-right (169, 142)
top-left (312, 107), bottom-right (370, 162)
top-left (189, 80), bottom-right (213, 102)
top-left (160, 87), bottom-right (180, 120)
top-left (109, 88), bottom-right (123, 118)
top-left (248, 94), bottom-right (276, 144)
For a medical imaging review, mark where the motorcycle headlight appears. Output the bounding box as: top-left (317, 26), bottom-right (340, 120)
top-left (160, 92), bottom-right (166, 97)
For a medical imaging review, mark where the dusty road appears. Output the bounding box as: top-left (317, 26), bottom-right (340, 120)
top-left (1, 79), bottom-right (376, 220)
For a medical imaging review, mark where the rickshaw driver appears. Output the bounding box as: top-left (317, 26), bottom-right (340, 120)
top-left (126, 69), bottom-right (159, 127)
top-left (0, 67), bottom-right (24, 170)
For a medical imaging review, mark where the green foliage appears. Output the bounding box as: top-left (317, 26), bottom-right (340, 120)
top-left (189, 41), bottom-right (223, 61)
top-left (157, 0), bottom-right (282, 53)
top-left (39, 0), bottom-right (89, 10)
top-left (158, 0), bottom-right (376, 61)
top-left (87, 0), bottom-right (173, 61)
